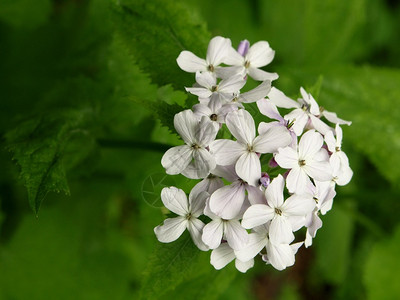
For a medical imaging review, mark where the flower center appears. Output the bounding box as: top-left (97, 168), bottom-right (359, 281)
top-left (335, 146), bottom-right (341, 152)
top-left (185, 213), bottom-right (192, 220)
top-left (298, 159), bottom-right (306, 166)
top-left (247, 144), bottom-right (254, 152)
top-left (210, 114), bottom-right (218, 121)
top-left (191, 143), bottom-right (200, 149)
top-left (244, 60), bottom-right (250, 68)
top-left (211, 85), bottom-right (218, 92)
top-left (313, 197), bottom-right (319, 204)
top-left (208, 64), bottom-right (215, 72)
top-left (275, 208), bottom-right (282, 216)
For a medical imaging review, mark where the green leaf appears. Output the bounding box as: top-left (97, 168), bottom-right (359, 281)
top-left (286, 65), bottom-right (400, 186)
top-left (112, 0), bottom-right (211, 90)
top-left (139, 233), bottom-right (201, 299)
top-left (364, 224), bottom-right (400, 300)
top-left (5, 109), bottom-right (95, 215)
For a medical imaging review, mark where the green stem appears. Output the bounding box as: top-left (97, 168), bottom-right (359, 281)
top-left (97, 139), bottom-right (172, 153)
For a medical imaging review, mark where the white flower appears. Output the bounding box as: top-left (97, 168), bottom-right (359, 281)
top-left (230, 80), bottom-right (272, 107)
top-left (161, 110), bottom-right (218, 179)
top-left (241, 175), bottom-right (315, 243)
top-left (268, 87), bottom-right (333, 136)
top-left (275, 130), bottom-right (333, 194)
top-left (201, 200), bottom-right (249, 251)
top-left (176, 36), bottom-right (232, 75)
top-left (210, 109), bottom-right (292, 186)
top-left (186, 72), bottom-right (246, 102)
top-left (208, 164), bottom-right (266, 220)
top-left (257, 98), bottom-right (297, 148)
top-left (154, 187), bottom-right (209, 251)
top-left (193, 94), bottom-right (237, 124)
top-left (210, 243), bottom-right (254, 273)
top-left (325, 124), bottom-right (353, 185)
top-left (262, 241), bottom-right (303, 271)
top-left (219, 41), bottom-right (279, 81)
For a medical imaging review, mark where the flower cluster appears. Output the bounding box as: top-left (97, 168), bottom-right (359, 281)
top-left (154, 36), bottom-right (352, 272)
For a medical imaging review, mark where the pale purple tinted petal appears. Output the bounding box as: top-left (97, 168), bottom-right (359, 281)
top-left (309, 115), bottom-right (333, 136)
top-left (246, 41), bottom-right (275, 67)
top-left (285, 109), bottom-right (308, 136)
top-left (224, 220), bottom-right (249, 250)
top-left (154, 217), bottom-right (188, 243)
top-left (218, 74), bottom-right (246, 94)
top-left (265, 174), bottom-right (285, 208)
top-left (209, 181), bottom-right (246, 219)
top-left (211, 164), bottom-right (239, 182)
top-left (161, 187), bottom-right (189, 215)
top-left (188, 190), bottom-right (209, 217)
top-left (241, 204), bottom-right (274, 229)
top-left (195, 116), bottom-right (219, 146)
top-left (239, 81), bottom-right (271, 103)
top-left (226, 109), bottom-right (256, 144)
top-left (185, 148), bottom-right (216, 179)
top-left (193, 103), bottom-right (212, 119)
top-left (176, 51), bottom-right (207, 73)
top-left (209, 139), bottom-right (246, 165)
top-left (269, 216), bottom-right (295, 244)
top-left (257, 98), bottom-right (283, 120)
top-left (210, 243), bottom-right (235, 270)
top-left (235, 152), bottom-right (261, 187)
top-left (248, 67), bottom-right (278, 81)
top-left (195, 71), bottom-right (216, 89)
top-left (246, 185), bottom-right (267, 205)
top-left (234, 232), bottom-right (268, 262)
top-left (258, 121), bottom-right (280, 135)
top-left (253, 126), bottom-right (292, 154)
top-left (174, 110), bottom-right (198, 144)
top-left (202, 219), bottom-right (224, 249)
top-left (187, 218), bottom-right (208, 251)
top-left (161, 145), bottom-right (192, 175)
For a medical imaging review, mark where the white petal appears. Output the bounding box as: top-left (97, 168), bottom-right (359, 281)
top-left (235, 152), bottom-right (261, 187)
top-left (174, 110), bottom-right (198, 144)
top-left (210, 243), bottom-right (235, 270)
top-left (176, 51), bottom-right (207, 73)
top-left (239, 81), bottom-right (271, 103)
top-left (246, 41), bottom-right (275, 67)
top-left (266, 241), bottom-right (295, 271)
top-left (185, 86), bottom-right (213, 98)
top-left (286, 166), bottom-right (310, 194)
top-left (335, 124), bottom-right (343, 145)
top-left (182, 148), bottom-right (216, 179)
top-left (195, 116), bottom-right (219, 146)
top-left (269, 216), bottom-right (295, 244)
top-left (309, 115), bottom-right (333, 136)
top-left (248, 67), bottom-right (279, 81)
top-left (154, 217), bottom-right (188, 243)
top-left (218, 74), bottom-right (246, 94)
top-left (193, 103), bottom-right (212, 119)
top-left (234, 232), bottom-right (268, 262)
top-left (275, 146), bottom-right (298, 169)
top-left (202, 219), bottom-right (224, 249)
top-left (324, 130), bottom-right (336, 152)
top-left (161, 187), bottom-right (189, 215)
top-left (226, 109), bottom-right (256, 144)
top-left (209, 181), bottom-right (246, 219)
top-left (188, 190), bottom-right (209, 217)
top-left (303, 160), bottom-right (332, 182)
top-left (257, 98), bottom-right (283, 121)
top-left (207, 36), bottom-right (232, 66)
top-left (241, 204), bottom-right (274, 229)
top-left (191, 177), bottom-right (224, 202)
top-left (282, 194), bottom-right (316, 216)
top-left (265, 174), bottom-right (285, 208)
top-left (188, 218), bottom-right (209, 251)
top-left (161, 145), bottom-right (193, 175)
top-left (268, 87), bottom-right (299, 109)
top-left (224, 220), bottom-right (249, 250)
top-left (323, 110), bottom-right (352, 126)
top-left (215, 66), bottom-right (245, 79)
top-left (253, 126), bottom-right (292, 154)
top-left (211, 164), bottom-right (239, 182)
top-left (246, 185), bottom-right (267, 205)
top-left (209, 139), bottom-right (246, 166)
top-left (235, 259), bottom-right (254, 273)
top-left (223, 46), bottom-right (245, 65)
top-left (285, 109), bottom-right (309, 136)
top-left (298, 130), bottom-right (323, 159)
top-left (195, 71), bottom-right (216, 89)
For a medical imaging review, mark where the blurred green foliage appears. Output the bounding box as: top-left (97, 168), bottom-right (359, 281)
top-left (0, 0), bottom-right (400, 299)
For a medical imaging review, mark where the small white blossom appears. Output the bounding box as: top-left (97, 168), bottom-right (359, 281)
top-left (210, 243), bottom-right (254, 273)
top-left (154, 187), bottom-right (209, 251)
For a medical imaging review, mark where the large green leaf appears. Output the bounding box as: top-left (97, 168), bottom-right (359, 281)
top-left (112, 0), bottom-right (211, 90)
